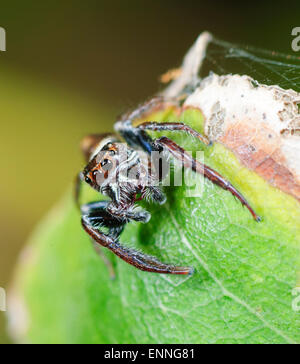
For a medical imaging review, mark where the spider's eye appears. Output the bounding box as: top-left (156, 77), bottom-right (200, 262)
top-left (101, 159), bottom-right (112, 169)
top-left (101, 159), bottom-right (108, 167)
top-left (93, 170), bottom-right (100, 178)
top-left (85, 176), bottom-right (92, 184)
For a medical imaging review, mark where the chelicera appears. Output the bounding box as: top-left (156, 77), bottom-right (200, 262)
top-left (76, 96), bottom-right (261, 275)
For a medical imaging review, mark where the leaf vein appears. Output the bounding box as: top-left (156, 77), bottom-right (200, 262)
top-left (166, 204), bottom-right (296, 344)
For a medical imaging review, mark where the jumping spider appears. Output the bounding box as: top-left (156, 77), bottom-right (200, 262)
top-left (76, 97), bottom-right (260, 275)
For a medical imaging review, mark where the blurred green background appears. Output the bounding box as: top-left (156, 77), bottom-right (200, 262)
top-left (0, 0), bottom-right (299, 343)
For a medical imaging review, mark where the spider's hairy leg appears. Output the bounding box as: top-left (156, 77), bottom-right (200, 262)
top-left (137, 121), bottom-right (211, 146)
top-left (115, 96), bottom-right (212, 152)
top-left (81, 201), bottom-right (193, 275)
top-left (145, 186), bottom-right (167, 205)
top-left (107, 203), bottom-right (151, 223)
top-left (119, 96), bottom-right (165, 123)
top-left (81, 201), bottom-right (125, 233)
top-left (155, 137), bottom-right (261, 222)
top-left (115, 96), bottom-right (181, 152)
top-left (119, 94), bottom-right (187, 124)
top-left (81, 201), bottom-right (126, 279)
top-left (82, 219), bottom-right (194, 275)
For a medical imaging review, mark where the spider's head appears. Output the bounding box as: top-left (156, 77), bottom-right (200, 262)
top-left (81, 135), bottom-right (145, 196)
top-left (82, 141), bottom-right (119, 191)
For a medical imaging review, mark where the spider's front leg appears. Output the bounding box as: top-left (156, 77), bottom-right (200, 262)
top-left (115, 97), bottom-right (165, 152)
top-left (116, 117), bottom-right (210, 152)
top-left (106, 203), bottom-right (151, 223)
top-left (81, 201), bottom-right (125, 278)
top-left (81, 201), bottom-right (193, 275)
top-left (115, 96), bottom-right (210, 151)
top-left (154, 137), bottom-right (261, 222)
top-left (137, 121), bottom-right (211, 146)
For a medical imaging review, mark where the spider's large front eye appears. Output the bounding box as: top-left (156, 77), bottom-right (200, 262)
top-left (85, 176), bottom-right (92, 184)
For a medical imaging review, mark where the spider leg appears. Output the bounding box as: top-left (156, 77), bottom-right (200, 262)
top-left (115, 96), bottom-right (177, 152)
top-left (116, 96), bottom-right (211, 152)
top-left (119, 96), bottom-right (165, 123)
top-left (81, 201), bottom-right (125, 278)
top-left (137, 121), bottom-right (210, 146)
top-left (81, 201), bottom-right (193, 275)
top-left (155, 137), bottom-right (261, 222)
top-left (82, 220), bottom-right (193, 275)
top-left (106, 203), bottom-right (151, 223)
top-left (116, 122), bottom-right (154, 153)
top-left (81, 201), bottom-right (129, 239)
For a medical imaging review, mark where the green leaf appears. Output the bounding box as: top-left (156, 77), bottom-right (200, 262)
top-left (12, 108), bottom-right (300, 344)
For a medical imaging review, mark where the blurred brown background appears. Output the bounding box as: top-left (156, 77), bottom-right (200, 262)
top-left (0, 0), bottom-right (299, 343)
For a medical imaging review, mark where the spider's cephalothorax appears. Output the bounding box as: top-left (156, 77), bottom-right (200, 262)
top-left (76, 97), bottom-right (261, 276)
top-left (81, 139), bottom-right (166, 224)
